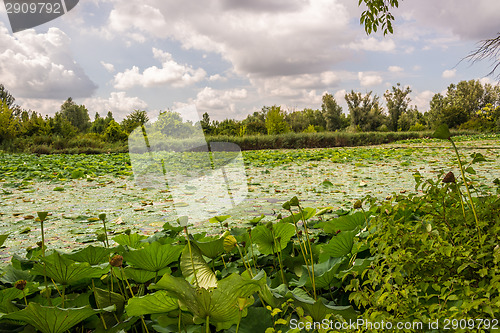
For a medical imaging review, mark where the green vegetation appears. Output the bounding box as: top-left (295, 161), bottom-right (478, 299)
top-left (0, 125), bottom-right (498, 332)
top-left (0, 80), bottom-right (499, 154)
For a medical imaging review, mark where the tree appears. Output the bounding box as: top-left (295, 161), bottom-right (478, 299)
top-left (200, 112), bottom-right (213, 135)
top-left (121, 110), bottom-right (149, 134)
top-left (104, 120), bottom-right (127, 142)
top-left (384, 83), bottom-right (412, 131)
top-left (0, 84), bottom-right (15, 108)
top-left (0, 100), bottom-right (19, 143)
top-left (322, 93), bottom-right (345, 131)
top-left (60, 98), bottom-right (91, 133)
top-left (358, 0), bottom-right (399, 35)
top-left (265, 105), bottom-right (290, 135)
top-left (90, 113), bottom-right (107, 134)
top-left (154, 110), bottom-right (195, 138)
top-left (466, 33), bottom-right (500, 79)
top-left (345, 91), bottom-right (385, 131)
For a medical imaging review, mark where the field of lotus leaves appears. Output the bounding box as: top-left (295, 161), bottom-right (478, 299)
top-left (0, 133), bottom-right (498, 332)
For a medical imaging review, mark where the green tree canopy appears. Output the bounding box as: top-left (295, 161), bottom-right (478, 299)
top-left (121, 110), bottom-right (149, 134)
top-left (321, 93), bottom-right (344, 131)
top-left (60, 98), bottom-right (91, 133)
top-left (384, 83), bottom-right (412, 131)
top-left (265, 105), bottom-right (290, 135)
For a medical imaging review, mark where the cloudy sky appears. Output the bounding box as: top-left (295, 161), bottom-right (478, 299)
top-left (1, 0), bottom-right (499, 121)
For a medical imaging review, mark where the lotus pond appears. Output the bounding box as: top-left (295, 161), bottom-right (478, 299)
top-left (1, 138), bottom-right (499, 262)
top-left (0, 135), bottom-right (498, 332)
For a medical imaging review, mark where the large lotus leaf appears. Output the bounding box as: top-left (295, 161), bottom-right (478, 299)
top-left (322, 230), bottom-right (356, 258)
top-left (251, 222), bottom-right (295, 255)
top-left (288, 288), bottom-right (358, 322)
top-left (295, 257), bottom-right (345, 289)
top-left (180, 243), bottom-right (217, 289)
top-left (3, 303), bottom-right (99, 333)
top-left (0, 283), bottom-right (39, 313)
top-left (1, 264), bottom-right (34, 284)
top-left (65, 245), bottom-right (110, 265)
top-left (31, 252), bottom-right (106, 285)
top-left (224, 307), bottom-right (273, 333)
top-left (94, 288), bottom-right (125, 314)
top-left (112, 233), bottom-right (148, 248)
top-left (316, 212), bottom-right (367, 233)
top-left (433, 123), bottom-right (451, 140)
top-left (153, 272), bottom-right (265, 330)
top-left (119, 267), bottom-right (157, 284)
top-left (123, 242), bottom-right (182, 272)
top-left (193, 235), bottom-right (225, 259)
top-left (279, 208), bottom-right (316, 224)
top-left (126, 291), bottom-right (178, 316)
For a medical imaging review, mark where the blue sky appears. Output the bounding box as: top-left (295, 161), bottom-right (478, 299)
top-left (1, 0), bottom-right (499, 121)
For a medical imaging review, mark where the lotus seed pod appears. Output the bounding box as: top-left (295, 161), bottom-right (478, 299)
top-left (442, 171), bottom-right (456, 183)
top-left (109, 255), bottom-right (123, 267)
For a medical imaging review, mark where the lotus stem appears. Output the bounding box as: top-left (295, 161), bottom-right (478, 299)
top-left (184, 227), bottom-right (200, 288)
top-left (298, 205), bottom-right (316, 301)
top-left (449, 139), bottom-right (481, 240)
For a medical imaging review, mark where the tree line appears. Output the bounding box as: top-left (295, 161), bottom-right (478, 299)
top-left (1, 80), bottom-right (499, 151)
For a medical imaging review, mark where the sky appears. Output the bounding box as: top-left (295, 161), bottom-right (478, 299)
top-left (1, 0), bottom-right (500, 122)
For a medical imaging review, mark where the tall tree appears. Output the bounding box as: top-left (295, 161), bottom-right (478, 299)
top-left (384, 83), bottom-right (412, 131)
top-left (60, 98), bottom-right (91, 133)
top-left (0, 84), bottom-right (15, 108)
top-left (121, 110), bottom-right (149, 134)
top-left (322, 93), bottom-right (344, 131)
top-left (345, 91), bottom-right (385, 131)
top-left (265, 105), bottom-right (290, 135)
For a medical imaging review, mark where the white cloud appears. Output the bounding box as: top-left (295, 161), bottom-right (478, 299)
top-left (103, 0), bottom-right (354, 78)
top-left (412, 90), bottom-right (435, 111)
top-left (100, 61), bottom-right (115, 73)
top-left (82, 92), bottom-right (148, 120)
top-left (358, 72), bottom-right (383, 87)
top-left (113, 48), bottom-right (206, 89)
top-left (346, 37), bottom-right (396, 52)
top-left (442, 69), bottom-right (456, 79)
top-left (0, 24), bottom-right (96, 99)
top-left (208, 74), bottom-right (227, 82)
top-left (174, 87), bottom-right (249, 119)
top-left (388, 66), bottom-right (404, 73)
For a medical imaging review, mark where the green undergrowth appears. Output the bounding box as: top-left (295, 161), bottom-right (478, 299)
top-left (1, 130), bottom-right (480, 155)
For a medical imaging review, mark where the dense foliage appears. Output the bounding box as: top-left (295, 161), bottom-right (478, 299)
top-left (0, 127), bottom-right (498, 332)
top-left (0, 80), bottom-right (499, 154)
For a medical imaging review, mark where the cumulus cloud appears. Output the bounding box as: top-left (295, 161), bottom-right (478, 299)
top-left (442, 69), bottom-right (456, 78)
top-left (103, 0), bottom-right (354, 78)
top-left (346, 37), bottom-right (396, 52)
top-left (101, 61), bottom-right (115, 73)
top-left (412, 90), bottom-right (436, 111)
top-left (82, 91), bottom-right (148, 120)
top-left (388, 66), bottom-right (404, 73)
top-left (0, 24), bottom-right (97, 99)
top-left (358, 72), bottom-right (383, 87)
top-left (113, 48), bottom-right (206, 89)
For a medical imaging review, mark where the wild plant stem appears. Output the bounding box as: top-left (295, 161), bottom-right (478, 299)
top-left (184, 227), bottom-right (199, 288)
top-left (236, 311), bottom-right (242, 333)
top-left (236, 244), bottom-right (253, 278)
top-left (298, 205), bottom-right (316, 301)
top-left (288, 209), bottom-right (313, 296)
top-left (449, 139), bottom-right (481, 240)
top-left (206, 315), bottom-right (210, 333)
